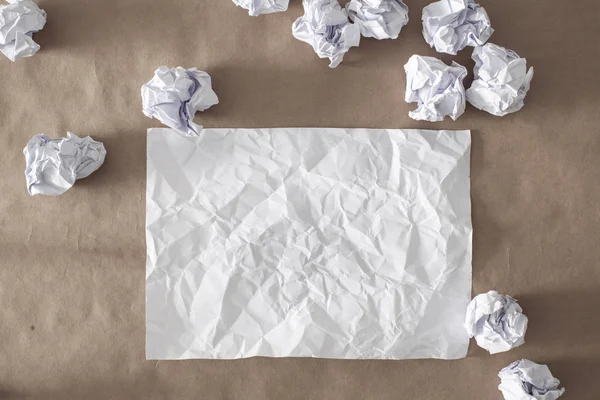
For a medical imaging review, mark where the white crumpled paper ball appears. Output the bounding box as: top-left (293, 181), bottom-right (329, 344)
top-left (498, 359), bottom-right (565, 400)
top-left (141, 66), bottom-right (219, 137)
top-left (292, 0), bottom-right (361, 68)
top-left (23, 132), bottom-right (106, 196)
top-left (346, 0), bottom-right (409, 40)
top-left (0, 0), bottom-right (47, 62)
top-left (464, 290), bottom-right (528, 354)
top-left (422, 0), bottom-right (493, 55)
top-left (231, 0), bottom-right (289, 16)
top-left (466, 43), bottom-right (535, 116)
top-left (404, 54), bottom-right (467, 122)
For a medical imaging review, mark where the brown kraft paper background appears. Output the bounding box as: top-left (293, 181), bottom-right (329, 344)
top-left (0, 0), bottom-right (599, 398)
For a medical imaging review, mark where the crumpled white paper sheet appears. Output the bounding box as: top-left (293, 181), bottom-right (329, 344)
top-left (346, 0), bottom-right (409, 40)
top-left (292, 0), bottom-right (360, 68)
top-left (141, 66), bottom-right (219, 137)
top-left (499, 359), bottom-right (566, 400)
top-left (422, 0), bottom-right (493, 55)
top-left (232, 0), bottom-right (289, 16)
top-left (146, 127), bottom-right (473, 360)
top-left (23, 132), bottom-right (106, 196)
top-left (404, 55), bottom-right (467, 122)
top-left (0, 0), bottom-right (46, 62)
top-left (464, 290), bottom-right (528, 354)
top-left (466, 43), bottom-right (535, 116)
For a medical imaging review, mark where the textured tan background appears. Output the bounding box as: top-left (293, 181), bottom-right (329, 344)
top-left (0, 0), bottom-right (598, 398)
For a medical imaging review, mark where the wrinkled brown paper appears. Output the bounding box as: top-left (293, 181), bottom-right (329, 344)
top-left (0, 0), bottom-right (599, 399)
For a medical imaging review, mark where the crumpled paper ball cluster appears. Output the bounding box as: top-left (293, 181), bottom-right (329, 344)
top-left (465, 291), bottom-right (565, 400)
top-left (227, 0), bottom-right (533, 120)
top-left (292, 0), bottom-right (411, 68)
top-left (405, 0), bottom-right (534, 121)
top-left (231, 0), bottom-right (410, 68)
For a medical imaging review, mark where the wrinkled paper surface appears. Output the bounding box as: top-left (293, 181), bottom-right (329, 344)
top-left (499, 360), bottom-right (565, 400)
top-left (466, 43), bottom-right (534, 116)
top-left (141, 66), bottom-right (219, 137)
top-left (23, 132), bottom-right (106, 196)
top-left (292, 0), bottom-right (360, 68)
top-left (465, 290), bottom-right (528, 354)
top-left (146, 127), bottom-right (472, 360)
top-left (0, 0), bottom-right (46, 62)
top-left (346, 0), bottom-right (409, 40)
top-left (232, 0), bottom-right (289, 16)
top-left (422, 0), bottom-right (492, 55)
top-left (404, 55), bottom-right (467, 122)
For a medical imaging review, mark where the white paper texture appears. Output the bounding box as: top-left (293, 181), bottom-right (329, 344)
top-left (292, 0), bottom-right (360, 68)
top-left (146, 127), bottom-right (472, 360)
top-left (466, 43), bottom-right (534, 116)
top-left (499, 360), bottom-right (565, 400)
top-left (232, 0), bottom-right (289, 16)
top-left (0, 0), bottom-right (46, 62)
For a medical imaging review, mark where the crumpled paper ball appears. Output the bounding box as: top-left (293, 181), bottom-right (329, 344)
top-left (0, 0), bottom-right (47, 62)
top-left (24, 132), bottom-right (106, 196)
top-left (464, 290), bottom-right (528, 354)
top-left (292, 0), bottom-right (360, 68)
top-left (231, 0), bottom-right (289, 16)
top-left (498, 359), bottom-right (565, 400)
top-left (346, 0), bottom-right (409, 40)
top-left (422, 0), bottom-right (493, 55)
top-left (141, 66), bottom-right (219, 137)
top-left (404, 54), bottom-right (467, 122)
top-left (466, 43), bottom-right (535, 116)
